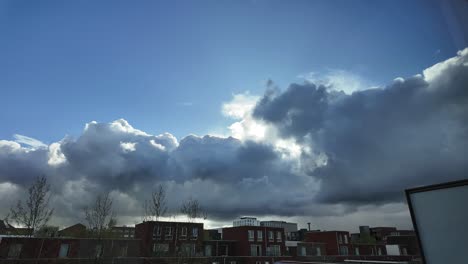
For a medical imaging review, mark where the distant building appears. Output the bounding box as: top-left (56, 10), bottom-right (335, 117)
top-left (0, 220), bottom-right (33, 236)
top-left (350, 243), bottom-right (387, 256)
top-left (0, 237), bottom-right (140, 259)
top-left (260, 221), bottom-right (298, 240)
top-left (110, 226), bottom-right (135, 238)
top-left (0, 220), bottom-right (15, 236)
top-left (304, 231), bottom-right (351, 255)
top-left (369, 227), bottom-right (397, 242)
top-left (58, 223), bottom-right (87, 238)
top-left (386, 235), bottom-right (420, 256)
top-left (222, 225), bottom-right (286, 257)
top-left (285, 241), bottom-right (326, 257)
top-left (135, 221), bottom-right (204, 257)
top-left (233, 217), bottom-right (260, 227)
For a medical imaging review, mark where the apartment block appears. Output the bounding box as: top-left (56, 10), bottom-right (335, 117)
top-left (135, 221), bottom-right (204, 257)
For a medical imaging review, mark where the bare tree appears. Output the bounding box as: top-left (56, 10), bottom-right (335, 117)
top-left (7, 176), bottom-right (54, 237)
top-left (143, 184), bottom-right (168, 221)
top-left (84, 192), bottom-right (115, 238)
top-left (180, 197), bottom-right (207, 223)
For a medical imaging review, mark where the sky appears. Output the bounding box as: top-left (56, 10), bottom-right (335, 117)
top-left (0, 0), bottom-right (467, 232)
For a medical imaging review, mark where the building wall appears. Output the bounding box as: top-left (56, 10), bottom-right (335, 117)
top-left (350, 244), bottom-right (387, 256)
top-left (304, 231), bottom-right (350, 255)
top-left (233, 217), bottom-right (260, 227)
top-left (110, 226), bottom-right (135, 238)
top-left (369, 227), bottom-right (397, 242)
top-left (260, 221), bottom-right (298, 240)
top-left (222, 226), bottom-right (285, 257)
top-left (386, 235), bottom-right (420, 256)
top-left (0, 237), bottom-right (140, 259)
top-left (135, 221), bottom-right (204, 257)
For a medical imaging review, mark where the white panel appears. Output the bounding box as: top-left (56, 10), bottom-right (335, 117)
top-left (385, 245), bottom-right (400, 256)
top-left (410, 184), bottom-right (468, 264)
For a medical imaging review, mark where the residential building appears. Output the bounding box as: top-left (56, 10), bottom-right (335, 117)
top-left (58, 223), bottom-right (87, 238)
top-left (369, 227), bottom-right (397, 242)
top-left (135, 221), bottom-right (204, 257)
top-left (110, 226), bottom-right (135, 238)
top-left (0, 237), bottom-right (140, 259)
top-left (350, 243), bottom-right (387, 256)
top-left (203, 240), bottom-right (237, 256)
top-left (222, 226), bottom-right (285, 257)
top-left (0, 220), bottom-right (15, 236)
top-left (233, 217), bottom-right (260, 227)
top-left (386, 235), bottom-right (420, 256)
top-left (285, 241), bottom-right (326, 257)
top-left (260, 221), bottom-right (298, 241)
top-left (304, 231), bottom-right (351, 256)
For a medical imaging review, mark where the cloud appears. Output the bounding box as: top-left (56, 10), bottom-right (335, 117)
top-left (253, 47), bottom-right (468, 204)
top-left (298, 69), bottom-right (378, 95)
top-left (0, 48), bottom-right (467, 231)
top-left (13, 134), bottom-right (47, 149)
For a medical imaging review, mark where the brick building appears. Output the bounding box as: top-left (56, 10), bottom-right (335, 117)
top-left (222, 226), bottom-right (286, 257)
top-left (369, 227), bottom-right (398, 242)
top-left (285, 241), bottom-right (326, 257)
top-left (58, 223), bottom-right (87, 238)
top-left (386, 235), bottom-right (420, 256)
top-left (260, 221), bottom-right (298, 241)
top-left (135, 220), bottom-right (204, 257)
top-left (350, 243), bottom-right (387, 256)
top-left (0, 237), bottom-right (140, 259)
top-left (110, 226), bottom-right (135, 238)
top-left (304, 231), bottom-right (351, 255)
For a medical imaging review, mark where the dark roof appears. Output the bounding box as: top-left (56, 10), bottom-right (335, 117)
top-left (59, 223), bottom-right (86, 232)
top-left (0, 220), bottom-right (14, 229)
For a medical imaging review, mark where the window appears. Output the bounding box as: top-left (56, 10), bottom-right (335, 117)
top-left (248, 230), bottom-right (255, 241)
top-left (120, 245), bottom-right (128, 257)
top-left (58, 244), bottom-right (69, 258)
top-left (250, 244), bottom-right (262, 256)
top-left (165, 226), bottom-right (172, 237)
top-left (181, 227), bottom-right (187, 237)
top-left (355, 247), bottom-right (360, 256)
top-left (316, 247), bottom-right (321, 256)
top-left (95, 244), bottom-right (103, 258)
top-left (344, 235), bottom-right (348, 244)
top-left (378, 247), bottom-right (382, 255)
top-left (180, 243), bottom-right (195, 256)
top-left (338, 234), bottom-right (343, 244)
top-left (299, 246), bottom-right (306, 256)
top-left (276, 231), bottom-right (282, 242)
top-left (401, 247), bottom-right (408, 255)
top-left (153, 225), bottom-right (161, 238)
top-left (257, 230), bottom-right (263, 241)
top-left (8, 244), bottom-right (22, 258)
top-left (268, 231), bottom-right (274, 241)
top-left (205, 245), bottom-right (212, 256)
top-left (192, 227), bottom-right (198, 238)
top-left (267, 245), bottom-right (281, 256)
top-left (339, 246), bottom-right (348, 255)
top-left (153, 243), bottom-right (169, 255)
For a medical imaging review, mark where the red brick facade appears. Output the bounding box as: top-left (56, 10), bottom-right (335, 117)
top-left (222, 226), bottom-right (286, 257)
top-left (304, 231), bottom-right (351, 255)
top-left (135, 221), bottom-right (204, 257)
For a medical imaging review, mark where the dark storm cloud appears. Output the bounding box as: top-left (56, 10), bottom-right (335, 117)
top-left (253, 48), bottom-right (468, 203)
top-left (0, 119), bottom-right (316, 223)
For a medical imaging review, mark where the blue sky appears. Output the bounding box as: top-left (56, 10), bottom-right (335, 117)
top-left (0, 0), bottom-right (458, 143)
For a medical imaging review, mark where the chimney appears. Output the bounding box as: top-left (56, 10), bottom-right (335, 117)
top-left (307, 223), bottom-right (311, 231)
